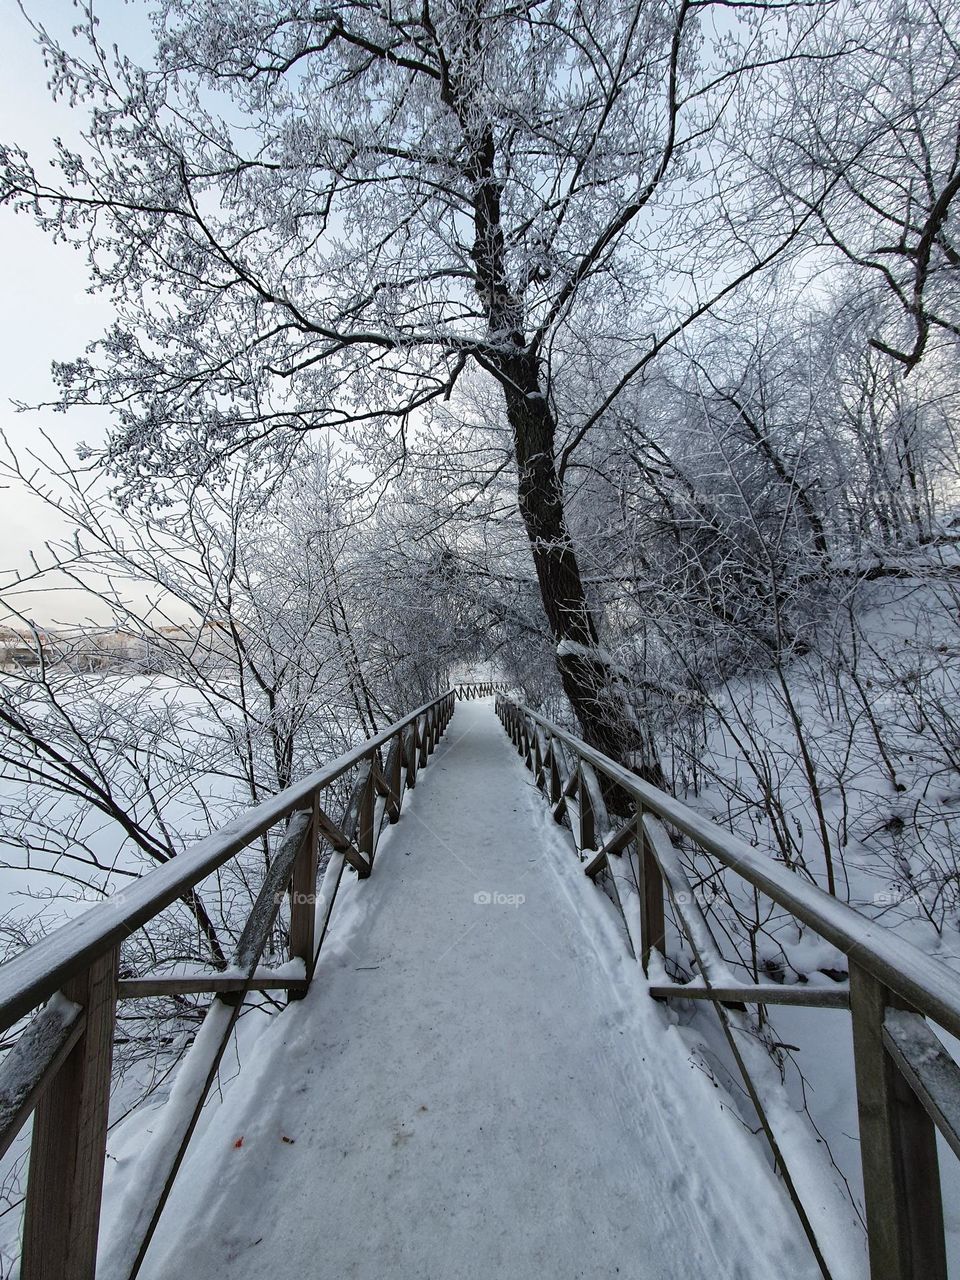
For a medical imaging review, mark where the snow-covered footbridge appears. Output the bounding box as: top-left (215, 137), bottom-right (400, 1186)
top-left (1, 694), bottom-right (959, 1280)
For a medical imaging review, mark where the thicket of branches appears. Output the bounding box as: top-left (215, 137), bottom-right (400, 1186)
top-left (1, 0), bottom-right (960, 1238)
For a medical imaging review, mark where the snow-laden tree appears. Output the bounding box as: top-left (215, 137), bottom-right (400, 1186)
top-left (0, 437), bottom-right (424, 952)
top-left (775, 0), bottom-right (960, 369)
top-left (1, 0), bottom-right (834, 767)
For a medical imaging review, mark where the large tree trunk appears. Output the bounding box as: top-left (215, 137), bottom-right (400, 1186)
top-left (495, 350), bottom-right (665, 785)
top-left (497, 354), bottom-right (615, 749)
top-left (464, 114), bottom-right (662, 779)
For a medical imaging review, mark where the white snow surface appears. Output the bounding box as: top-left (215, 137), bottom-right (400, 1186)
top-left (113, 701), bottom-right (823, 1280)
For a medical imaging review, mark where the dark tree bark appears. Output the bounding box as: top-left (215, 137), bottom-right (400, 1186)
top-left (459, 107), bottom-right (659, 775)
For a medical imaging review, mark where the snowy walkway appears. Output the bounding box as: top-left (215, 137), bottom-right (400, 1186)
top-left (129, 701), bottom-right (820, 1280)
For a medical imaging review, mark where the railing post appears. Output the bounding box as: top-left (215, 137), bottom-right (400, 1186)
top-left (849, 962), bottom-right (946, 1280)
top-left (405, 721), bottom-right (418, 788)
top-left (548, 741), bottom-right (561, 805)
top-left (22, 947), bottom-right (119, 1280)
top-left (358, 761), bottom-right (376, 875)
top-left (533, 731), bottom-right (544, 790)
top-left (388, 732), bottom-right (403, 822)
top-left (288, 793), bottom-right (320, 992)
top-left (418, 712), bottom-right (429, 767)
top-left (578, 765), bottom-right (596, 853)
top-left (636, 810), bottom-right (666, 976)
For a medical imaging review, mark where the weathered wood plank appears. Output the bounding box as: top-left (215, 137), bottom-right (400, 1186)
top-left (883, 1009), bottom-right (960, 1161)
top-left (387, 733), bottom-right (403, 822)
top-left (583, 849), bottom-right (609, 880)
top-left (357, 760), bottom-right (376, 875)
top-left (288, 796), bottom-right (319, 999)
top-left (117, 973), bottom-right (308, 999)
top-left (314, 803), bottom-right (368, 875)
top-left (576, 767), bottom-right (595, 853)
top-left (404, 722), bottom-right (418, 789)
top-left (642, 813), bottom-right (737, 990)
top-left (22, 947), bottom-right (118, 1280)
top-left (0, 993), bottom-right (84, 1162)
top-left (232, 809), bottom-right (312, 979)
top-left (850, 965), bottom-right (946, 1280)
top-left (96, 997), bottom-right (237, 1280)
top-left (649, 982), bottom-right (850, 1008)
top-left (634, 814), bottom-right (665, 976)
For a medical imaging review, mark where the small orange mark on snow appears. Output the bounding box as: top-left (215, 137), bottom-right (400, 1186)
top-left (233, 1137), bottom-right (244, 1149)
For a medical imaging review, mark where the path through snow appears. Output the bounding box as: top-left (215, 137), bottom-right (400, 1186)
top-left (118, 701), bottom-right (822, 1279)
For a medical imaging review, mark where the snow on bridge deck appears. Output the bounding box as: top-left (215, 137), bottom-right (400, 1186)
top-left (116, 700), bottom-right (819, 1279)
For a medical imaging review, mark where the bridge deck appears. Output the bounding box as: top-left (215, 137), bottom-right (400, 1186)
top-left (128, 701), bottom-right (818, 1279)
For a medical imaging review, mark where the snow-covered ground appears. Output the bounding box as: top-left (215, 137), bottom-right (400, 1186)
top-left (657, 578), bottom-right (960, 1273)
top-left (94, 701), bottom-right (829, 1279)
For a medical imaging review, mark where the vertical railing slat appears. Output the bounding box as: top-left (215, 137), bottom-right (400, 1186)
top-left (288, 792), bottom-right (320, 994)
top-left (849, 963), bottom-right (946, 1280)
top-left (22, 947), bottom-right (119, 1280)
top-left (636, 809), bottom-right (666, 976)
top-left (358, 760), bottom-right (376, 875)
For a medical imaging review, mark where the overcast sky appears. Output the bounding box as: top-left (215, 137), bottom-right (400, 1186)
top-left (0, 1), bottom-right (156, 625)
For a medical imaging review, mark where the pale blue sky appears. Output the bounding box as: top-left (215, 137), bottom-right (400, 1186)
top-left (0, 1), bottom-right (153, 622)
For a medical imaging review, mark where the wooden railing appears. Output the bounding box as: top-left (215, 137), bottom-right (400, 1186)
top-left (0, 690), bottom-right (455, 1280)
top-left (454, 682), bottom-right (505, 700)
top-left (497, 693), bottom-right (960, 1280)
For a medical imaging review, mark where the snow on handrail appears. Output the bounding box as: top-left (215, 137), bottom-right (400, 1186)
top-left (498, 695), bottom-right (960, 1042)
top-left (0, 691), bottom-right (453, 1031)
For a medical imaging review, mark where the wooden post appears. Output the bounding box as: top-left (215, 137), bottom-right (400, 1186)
top-left (578, 765), bottom-right (596, 853)
top-left (357, 762), bottom-right (376, 875)
top-left (406, 722), bottom-right (418, 789)
top-left (849, 962), bottom-right (947, 1280)
top-left (548, 742), bottom-right (561, 805)
top-left (22, 947), bottom-right (119, 1280)
top-left (288, 794), bottom-right (319, 994)
top-left (387, 733), bottom-right (403, 822)
top-left (533, 732), bottom-right (543, 790)
top-left (637, 811), bottom-right (666, 975)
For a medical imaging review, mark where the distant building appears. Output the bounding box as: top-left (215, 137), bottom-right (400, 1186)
top-left (0, 620), bottom-right (236, 675)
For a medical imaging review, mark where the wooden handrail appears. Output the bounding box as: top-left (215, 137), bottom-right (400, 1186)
top-left (495, 696), bottom-right (960, 1037)
top-left (0, 693), bottom-right (450, 1031)
top-left (0, 689), bottom-right (455, 1280)
top-left (453, 681), bottom-right (506, 700)
top-left (496, 692), bottom-right (960, 1280)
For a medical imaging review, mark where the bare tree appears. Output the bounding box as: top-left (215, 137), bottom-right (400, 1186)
top-left (0, 0), bottom-right (830, 767)
top-left (775, 0), bottom-right (960, 368)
